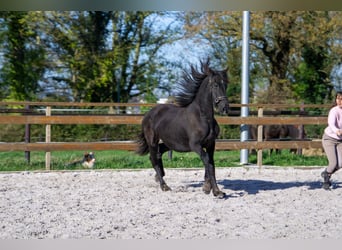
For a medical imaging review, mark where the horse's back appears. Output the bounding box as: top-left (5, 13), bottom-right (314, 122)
top-left (142, 104), bottom-right (185, 136)
top-left (143, 104), bottom-right (181, 125)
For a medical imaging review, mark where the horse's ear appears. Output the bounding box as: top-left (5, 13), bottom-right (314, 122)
top-left (202, 57), bottom-right (210, 66)
top-left (200, 58), bottom-right (211, 74)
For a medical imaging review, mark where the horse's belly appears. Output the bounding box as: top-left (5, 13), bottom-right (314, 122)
top-left (172, 145), bottom-right (191, 153)
top-left (162, 139), bottom-right (191, 153)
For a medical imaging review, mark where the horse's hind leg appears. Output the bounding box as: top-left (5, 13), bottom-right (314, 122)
top-left (152, 143), bottom-right (168, 182)
top-left (149, 145), bottom-right (171, 191)
top-left (157, 143), bottom-right (169, 177)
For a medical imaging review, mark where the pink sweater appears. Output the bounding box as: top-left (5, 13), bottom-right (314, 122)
top-left (324, 105), bottom-right (342, 140)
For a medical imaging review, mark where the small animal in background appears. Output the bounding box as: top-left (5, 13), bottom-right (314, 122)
top-left (66, 152), bottom-right (96, 168)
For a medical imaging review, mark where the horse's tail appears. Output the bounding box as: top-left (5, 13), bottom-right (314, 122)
top-left (136, 131), bottom-right (149, 155)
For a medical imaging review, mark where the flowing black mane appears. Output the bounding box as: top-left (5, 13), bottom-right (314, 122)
top-left (175, 59), bottom-right (213, 107)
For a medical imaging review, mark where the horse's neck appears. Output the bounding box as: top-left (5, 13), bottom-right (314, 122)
top-left (192, 85), bottom-right (214, 119)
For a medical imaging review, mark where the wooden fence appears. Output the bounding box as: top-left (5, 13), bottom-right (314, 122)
top-left (0, 101), bottom-right (330, 169)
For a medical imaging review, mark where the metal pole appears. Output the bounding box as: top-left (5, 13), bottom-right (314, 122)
top-left (45, 106), bottom-right (51, 170)
top-left (240, 11), bottom-right (250, 165)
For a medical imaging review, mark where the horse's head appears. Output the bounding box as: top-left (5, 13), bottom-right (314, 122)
top-left (210, 69), bottom-right (229, 115)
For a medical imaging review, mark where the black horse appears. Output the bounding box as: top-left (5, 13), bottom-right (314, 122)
top-left (136, 59), bottom-right (229, 198)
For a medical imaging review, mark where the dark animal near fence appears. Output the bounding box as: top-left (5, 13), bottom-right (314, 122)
top-left (264, 125), bottom-right (290, 154)
top-left (249, 124), bottom-right (306, 154)
top-left (136, 59), bottom-right (229, 198)
top-left (286, 124), bottom-right (307, 154)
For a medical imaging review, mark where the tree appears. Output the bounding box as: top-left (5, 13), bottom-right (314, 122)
top-left (180, 12), bottom-right (243, 104)
top-left (32, 11), bottom-right (112, 102)
top-left (252, 11), bottom-right (341, 104)
top-left (292, 11), bottom-right (342, 104)
top-left (95, 11), bottom-right (181, 103)
top-left (181, 11), bottom-right (342, 104)
top-left (250, 11), bottom-right (298, 103)
top-left (0, 11), bottom-right (46, 101)
top-left (293, 45), bottom-right (332, 104)
top-left (30, 11), bottom-right (180, 103)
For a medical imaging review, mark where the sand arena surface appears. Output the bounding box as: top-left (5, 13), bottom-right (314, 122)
top-left (0, 167), bottom-right (341, 239)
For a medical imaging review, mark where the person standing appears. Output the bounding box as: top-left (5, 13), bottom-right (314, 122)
top-left (321, 91), bottom-right (342, 190)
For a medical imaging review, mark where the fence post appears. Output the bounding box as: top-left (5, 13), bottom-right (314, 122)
top-left (257, 107), bottom-right (263, 170)
top-left (298, 103), bottom-right (304, 155)
top-left (45, 106), bottom-right (51, 170)
top-left (24, 103), bottom-right (31, 163)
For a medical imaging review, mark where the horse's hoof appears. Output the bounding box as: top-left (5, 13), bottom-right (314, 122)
top-left (161, 184), bottom-right (171, 191)
top-left (322, 182), bottom-right (332, 190)
top-left (213, 191), bottom-right (226, 199)
top-left (154, 174), bottom-right (159, 183)
top-left (202, 184), bottom-right (212, 194)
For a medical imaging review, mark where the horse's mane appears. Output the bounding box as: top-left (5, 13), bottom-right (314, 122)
top-left (175, 59), bottom-right (213, 107)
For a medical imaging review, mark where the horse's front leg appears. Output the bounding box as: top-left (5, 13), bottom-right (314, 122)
top-left (196, 146), bottom-right (225, 198)
top-left (202, 144), bottom-right (217, 194)
top-left (202, 163), bottom-right (212, 195)
top-left (206, 146), bottom-right (225, 198)
top-left (203, 173), bottom-right (212, 195)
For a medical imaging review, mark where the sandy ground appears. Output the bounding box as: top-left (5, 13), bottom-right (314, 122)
top-left (1, 166), bottom-right (342, 239)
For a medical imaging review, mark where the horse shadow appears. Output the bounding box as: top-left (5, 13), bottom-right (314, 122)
top-left (185, 178), bottom-right (342, 198)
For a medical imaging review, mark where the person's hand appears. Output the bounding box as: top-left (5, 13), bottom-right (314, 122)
top-left (337, 130), bottom-right (342, 136)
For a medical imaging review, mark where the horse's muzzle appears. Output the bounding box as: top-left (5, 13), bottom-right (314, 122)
top-left (215, 96), bottom-right (229, 115)
top-left (220, 104), bottom-right (229, 115)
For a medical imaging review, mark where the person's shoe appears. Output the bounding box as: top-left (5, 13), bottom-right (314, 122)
top-left (321, 170), bottom-right (332, 190)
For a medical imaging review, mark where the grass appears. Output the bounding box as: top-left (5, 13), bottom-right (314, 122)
top-left (0, 149), bottom-right (328, 172)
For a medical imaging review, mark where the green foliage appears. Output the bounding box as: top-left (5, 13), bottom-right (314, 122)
top-left (293, 45), bottom-right (333, 104)
top-left (183, 11), bottom-right (342, 105)
top-left (217, 125), bottom-right (240, 139)
top-left (0, 11), bottom-right (181, 103)
top-left (0, 11), bottom-right (46, 101)
top-left (31, 11), bottom-right (179, 103)
top-left (0, 11), bottom-right (341, 105)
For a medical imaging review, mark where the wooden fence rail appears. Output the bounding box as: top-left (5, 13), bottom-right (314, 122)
top-left (0, 115), bottom-right (327, 125)
top-left (0, 140), bottom-right (323, 152)
top-left (0, 102), bottom-right (329, 170)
